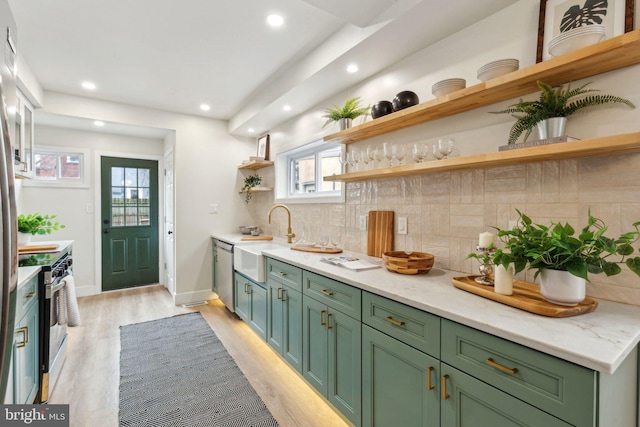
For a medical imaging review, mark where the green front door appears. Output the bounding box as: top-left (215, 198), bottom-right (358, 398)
top-left (101, 156), bottom-right (159, 291)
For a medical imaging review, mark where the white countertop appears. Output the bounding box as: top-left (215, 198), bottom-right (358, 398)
top-left (18, 266), bottom-right (40, 289)
top-left (246, 243), bottom-right (640, 375)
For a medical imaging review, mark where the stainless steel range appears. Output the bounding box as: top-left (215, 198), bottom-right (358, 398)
top-left (19, 241), bottom-right (73, 403)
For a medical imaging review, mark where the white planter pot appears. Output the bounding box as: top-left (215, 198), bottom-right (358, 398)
top-left (539, 268), bottom-right (586, 306)
top-left (536, 117), bottom-right (567, 140)
top-left (18, 232), bottom-right (32, 246)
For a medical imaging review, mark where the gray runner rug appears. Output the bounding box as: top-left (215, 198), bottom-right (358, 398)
top-left (119, 312), bottom-right (279, 427)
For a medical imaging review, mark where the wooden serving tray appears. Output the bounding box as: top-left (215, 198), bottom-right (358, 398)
top-left (451, 276), bottom-right (598, 318)
top-left (241, 235), bottom-right (273, 241)
top-left (19, 244), bottom-right (59, 253)
top-left (291, 246), bottom-right (342, 254)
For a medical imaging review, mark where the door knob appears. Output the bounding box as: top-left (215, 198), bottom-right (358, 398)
top-left (168, 231), bottom-right (173, 235)
top-left (103, 228), bottom-right (110, 234)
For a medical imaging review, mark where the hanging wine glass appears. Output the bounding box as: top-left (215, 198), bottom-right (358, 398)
top-left (437, 138), bottom-right (455, 159)
top-left (392, 143), bottom-right (406, 165)
top-left (383, 141), bottom-right (394, 167)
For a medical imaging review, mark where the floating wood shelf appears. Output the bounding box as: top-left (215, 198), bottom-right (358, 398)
top-left (323, 30), bottom-right (640, 145)
top-left (238, 186), bottom-right (273, 193)
top-left (237, 160), bottom-right (274, 170)
top-left (324, 133), bottom-right (640, 182)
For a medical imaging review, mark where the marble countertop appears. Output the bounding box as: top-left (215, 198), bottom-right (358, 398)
top-left (18, 266), bottom-right (40, 289)
top-left (240, 241), bottom-right (640, 375)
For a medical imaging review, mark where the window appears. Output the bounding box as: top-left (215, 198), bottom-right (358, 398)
top-left (275, 139), bottom-right (344, 204)
top-left (25, 146), bottom-right (89, 188)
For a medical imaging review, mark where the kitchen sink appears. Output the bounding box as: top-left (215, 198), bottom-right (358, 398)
top-left (234, 241), bottom-right (290, 283)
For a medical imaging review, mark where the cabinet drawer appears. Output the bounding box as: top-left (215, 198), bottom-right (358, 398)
top-left (362, 291), bottom-right (440, 358)
top-left (266, 258), bottom-right (302, 292)
top-left (303, 271), bottom-right (361, 320)
top-left (442, 319), bottom-right (595, 427)
top-left (16, 276), bottom-right (38, 320)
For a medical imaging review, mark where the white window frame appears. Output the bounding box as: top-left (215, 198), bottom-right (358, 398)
top-left (275, 139), bottom-right (344, 204)
top-left (24, 145), bottom-right (90, 188)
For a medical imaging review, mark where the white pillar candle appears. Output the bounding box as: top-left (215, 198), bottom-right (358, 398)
top-left (494, 264), bottom-right (514, 295)
top-left (478, 232), bottom-right (494, 248)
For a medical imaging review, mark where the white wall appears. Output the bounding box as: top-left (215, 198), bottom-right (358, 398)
top-left (33, 94), bottom-right (255, 303)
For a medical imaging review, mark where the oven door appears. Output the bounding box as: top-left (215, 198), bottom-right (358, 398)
top-left (40, 274), bottom-right (69, 403)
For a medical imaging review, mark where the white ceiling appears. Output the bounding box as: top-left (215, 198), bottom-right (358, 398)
top-left (8, 0), bottom-right (518, 137)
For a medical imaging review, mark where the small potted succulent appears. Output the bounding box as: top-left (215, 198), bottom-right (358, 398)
top-left (492, 80), bottom-right (635, 144)
top-left (241, 174), bottom-right (262, 204)
top-left (322, 96), bottom-right (371, 130)
top-left (17, 213), bottom-right (66, 245)
top-left (483, 209), bottom-right (640, 305)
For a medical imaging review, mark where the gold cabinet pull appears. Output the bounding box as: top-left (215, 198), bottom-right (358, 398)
top-left (281, 289), bottom-right (287, 301)
top-left (320, 310), bottom-right (327, 326)
top-left (441, 375), bottom-right (450, 400)
top-left (277, 288), bottom-right (283, 300)
top-left (277, 271), bottom-right (287, 276)
top-left (427, 367), bottom-right (434, 391)
top-left (327, 313), bottom-right (333, 330)
top-left (16, 326), bottom-right (28, 348)
top-left (486, 358), bottom-right (518, 375)
top-left (385, 316), bottom-right (405, 327)
top-left (320, 289), bottom-right (334, 296)
top-left (25, 291), bottom-right (36, 298)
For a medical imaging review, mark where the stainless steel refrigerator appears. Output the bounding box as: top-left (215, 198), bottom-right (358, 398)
top-left (0, 0), bottom-right (19, 402)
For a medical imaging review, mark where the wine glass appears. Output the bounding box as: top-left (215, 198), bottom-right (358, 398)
top-left (437, 138), bottom-right (455, 159)
top-left (373, 147), bottom-right (383, 167)
top-left (359, 150), bottom-right (370, 170)
top-left (349, 147), bottom-right (360, 171)
top-left (338, 150), bottom-right (348, 169)
top-left (318, 234), bottom-right (330, 251)
top-left (367, 145), bottom-right (377, 168)
top-left (412, 143), bottom-right (428, 163)
top-left (392, 143), bottom-right (406, 165)
top-left (331, 232), bottom-right (342, 251)
top-left (432, 144), bottom-right (444, 160)
top-left (382, 141), bottom-right (394, 166)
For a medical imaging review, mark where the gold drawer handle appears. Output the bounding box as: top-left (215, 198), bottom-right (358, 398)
top-left (320, 310), bottom-right (327, 326)
top-left (427, 367), bottom-right (434, 391)
top-left (441, 375), bottom-right (449, 400)
top-left (16, 326), bottom-right (28, 348)
top-left (327, 313), bottom-right (333, 330)
top-left (486, 358), bottom-right (518, 375)
top-left (320, 289), bottom-right (334, 296)
top-left (277, 288), bottom-right (283, 300)
top-left (25, 291), bottom-right (36, 298)
top-left (277, 271), bottom-right (287, 276)
top-left (385, 316), bottom-right (405, 327)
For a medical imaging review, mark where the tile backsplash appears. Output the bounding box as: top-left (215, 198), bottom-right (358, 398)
top-left (249, 152), bottom-right (640, 306)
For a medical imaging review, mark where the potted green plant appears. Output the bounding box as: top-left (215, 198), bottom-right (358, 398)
top-left (322, 96), bottom-right (371, 130)
top-left (482, 209), bottom-right (640, 305)
top-left (491, 80), bottom-right (635, 144)
top-left (241, 173), bottom-right (262, 204)
top-left (17, 213), bottom-right (66, 245)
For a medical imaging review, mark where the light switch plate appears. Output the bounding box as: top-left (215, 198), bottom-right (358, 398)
top-left (398, 217), bottom-right (407, 235)
top-left (209, 204), bottom-right (219, 214)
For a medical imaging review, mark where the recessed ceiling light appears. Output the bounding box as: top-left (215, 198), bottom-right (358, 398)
top-left (200, 104), bottom-right (211, 111)
top-left (82, 81), bottom-right (96, 90)
top-left (267, 14), bottom-right (284, 27)
top-left (94, 121), bottom-right (104, 127)
top-left (248, 128), bottom-right (255, 133)
top-left (283, 105), bottom-right (291, 111)
top-left (347, 64), bottom-right (359, 73)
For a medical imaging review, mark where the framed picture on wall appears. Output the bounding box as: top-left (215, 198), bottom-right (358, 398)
top-left (257, 134), bottom-right (270, 160)
top-left (536, 0), bottom-right (635, 62)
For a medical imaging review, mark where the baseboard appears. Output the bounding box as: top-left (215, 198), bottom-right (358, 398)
top-left (75, 284), bottom-right (98, 298)
top-left (174, 289), bottom-right (217, 306)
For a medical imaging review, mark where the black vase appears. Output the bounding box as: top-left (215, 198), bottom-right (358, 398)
top-left (371, 101), bottom-right (394, 119)
top-left (392, 91), bottom-right (419, 111)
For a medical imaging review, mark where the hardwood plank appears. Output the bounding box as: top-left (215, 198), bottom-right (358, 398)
top-left (49, 285), bottom-right (349, 427)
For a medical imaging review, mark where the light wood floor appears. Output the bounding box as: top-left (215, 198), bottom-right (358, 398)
top-left (50, 285), bottom-right (349, 427)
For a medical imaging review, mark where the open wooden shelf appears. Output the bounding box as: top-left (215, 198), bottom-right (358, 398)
top-left (237, 160), bottom-right (274, 170)
top-left (324, 133), bottom-right (640, 183)
top-left (238, 186), bottom-right (273, 193)
top-left (323, 30), bottom-right (640, 145)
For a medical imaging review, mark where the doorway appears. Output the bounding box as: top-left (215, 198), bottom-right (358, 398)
top-left (101, 156), bottom-right (159, 291)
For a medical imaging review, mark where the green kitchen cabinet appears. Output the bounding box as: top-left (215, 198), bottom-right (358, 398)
top-left (13, 275), bottom-right (39, 404)
top-left (233, 272), bottom-right (267, 340)
top-left (302, 271), bottom-right (362, 427)
top-left (362, 324), bottom-right (440, 427)
top-left (267, 283), bottom-right (302, 372)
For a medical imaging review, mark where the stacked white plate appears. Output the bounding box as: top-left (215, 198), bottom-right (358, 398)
top-left (548, 25), bottom-right (606, 57)
top-left (432, 78), bottom-right (466, 97)
top-left (477, 58), bottom-right (519, 82)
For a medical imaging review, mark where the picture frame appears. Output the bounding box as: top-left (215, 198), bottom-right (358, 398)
top-left (536, 0), bottom-right (635, 62)
top-left (257, 134), bottom-right (270, 160)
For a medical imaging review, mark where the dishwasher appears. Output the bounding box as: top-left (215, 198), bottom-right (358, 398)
top-left (214, 239), bottom-right (235, 311)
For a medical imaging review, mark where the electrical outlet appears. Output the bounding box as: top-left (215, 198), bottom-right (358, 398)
top-left (209, 204), bottom-right (219, 214)
top-left (398, 217), bottom-right (408, 235)
top-left (359, 215), bottom-right (368, 231)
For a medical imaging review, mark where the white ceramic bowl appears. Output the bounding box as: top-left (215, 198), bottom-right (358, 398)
top-left (477, 59), bottom-right (519, 81)
top-left (432, 78), bottom-right (466, 97)
top-left (548, 26), bottom-right (606, 57)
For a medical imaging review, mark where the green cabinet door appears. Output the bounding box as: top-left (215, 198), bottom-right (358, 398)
top-left (362, 325), bottom-right (439, 427)
top-left (248, 282), bottom-right (267, 340)
top-left (267, 283), bottom-right (303, 373)
top-left (267, 283), bottom-right (284, 353)
top-left (303, 295), bottom-right (328, 395)
top-left (440, 364), bottom-right (571, 427)
top-left (234, 273), bottom-right (251, 322)
top-left (13, 301), bottom-right (39, 404)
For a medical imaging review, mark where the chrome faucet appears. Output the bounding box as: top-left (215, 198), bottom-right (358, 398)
top-left (268, 204), bottom-right (295, 243)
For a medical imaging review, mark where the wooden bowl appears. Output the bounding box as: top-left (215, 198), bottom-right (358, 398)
top-left (382, 251), bottom-right (435, 275)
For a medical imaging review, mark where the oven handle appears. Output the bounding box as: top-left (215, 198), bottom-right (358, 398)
top-left (46, 276), bottom-right (68, 299)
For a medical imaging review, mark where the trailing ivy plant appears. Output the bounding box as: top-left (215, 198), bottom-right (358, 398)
top-left (241, 174), bottom-right (262, 204)
top-left (491, 80), bottom-right (635, 144)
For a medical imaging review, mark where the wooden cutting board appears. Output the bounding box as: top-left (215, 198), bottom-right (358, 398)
top-left (240, 235), bottom-right (273, 241)
top-left (19, 244), bottom-right (59, 253)
top-left (367, 211), bottom-right (394, 257)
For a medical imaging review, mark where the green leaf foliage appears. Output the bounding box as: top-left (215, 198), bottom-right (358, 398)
top-left (17, 213), bottom-right (66, 235)
top-left (322, 96), bottom-right (371, 128)
top-left (491, 80), bottom-right (635, 144)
